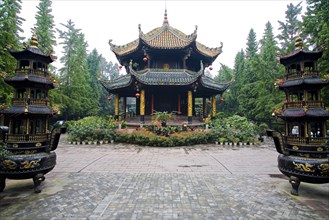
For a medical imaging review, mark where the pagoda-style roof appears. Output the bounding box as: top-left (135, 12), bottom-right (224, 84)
top-left (280, 49), bottom-right (323, 66)
top-left (279, 77), bottom-right (329, 89)
top-left (5, 74), bottom-right (54, 88)
top-left (10, 34), bottom-right (55, 64)
top-left (109, 11), bottom-right (222, 60)
top-left (1, 106), bottom-right (54, 115)
top-left (100, 62), bottom-right (233, 95)
top-left (130, 67), bottom-right (201, 86)
top-left (279, 109), bottom-right (329, 119)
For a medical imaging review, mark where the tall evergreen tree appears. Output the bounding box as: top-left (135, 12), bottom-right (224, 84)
top-left (303, 0), bottom-right (329, 106)
top-left (245, 28), bottom-right (258, 61)
top-left (56, 20), bottom-right (97, 119)
top-left (34, 0), bottom-right (56, 55)
top-left (253, 22), bottom-right (284, 123)
top-left (87, 48), bottom-right (102, 112)
top-left (0, 0), bottom-right (24, 106)
top-left (223, 50), bottom-right (245, 115)
top-left (277, 2), bottom-right (303, 55)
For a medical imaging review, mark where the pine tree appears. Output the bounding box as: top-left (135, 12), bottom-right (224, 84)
top-left (56, 20), bottom-right (97, 119)
top-left (253, 22), bottom-right (284, 123)
top-left (303, 0), bottom-right (329, 107)
top-left (245, 29), bottom-right (258, 61)
top-left (277, 2), bottom-right (303, 55)
top-left (0, 0), bottom-right (24, 106)
top-left (34, 0), bottom-right (56, 55)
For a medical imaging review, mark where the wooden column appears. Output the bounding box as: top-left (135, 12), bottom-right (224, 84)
top-left (115, 94), bottom-right (119, 119)
top-left (177, 95), bottom-right (181, 114)
top-left (140, 90), bottom-right (145, 123)
top-left (304, 122), bottom-right (308, 138)
top-left (151, 94), bottom-right (154, 114)
top-left (285, 122), bottom-right (289, 136)
top-left (323, 123), bottom-right (327, 137)
top-left (211, 95), bottom-right (216, 118)
top-left (203, 97), bottom-right (207, 118)
top-left (122, 97), bottom-right (127, 119)
top-left (188, 90), bottom-right (192, 124)
top-left (26, 118), bottom-right (30, 134)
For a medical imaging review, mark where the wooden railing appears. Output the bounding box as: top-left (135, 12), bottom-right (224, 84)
top-left (284, 101), bottom-right (324, 109)
top-left (14, 69), bottom-right (50, 78)
top-left (6, 133), bottom-right (50, 143)
top-left (285, 136), bottom-right (327, 146)
top-left (12, 98), bottom-right (49, 106)
top-left (285, 70), bottom-right (319, 80)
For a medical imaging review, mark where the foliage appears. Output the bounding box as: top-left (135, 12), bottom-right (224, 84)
top-left (0, 0), bottom-right (24, 106)
top-left (277, 2), bottom-right (303, 55)
top-left (57, 20), bottom-right (98, 119)
top-left (210, 114), bottom-right (258, 143)
top-left (34, 0), bottom-right (56, 55)
top-left (303, 0), bottom-right (329, 107)
top-left (152, 111), bottom-right (175, 123)
top-left (66, 116), bottom-right (118, 142)
top-left (116, 129), bottom-right (212, 147)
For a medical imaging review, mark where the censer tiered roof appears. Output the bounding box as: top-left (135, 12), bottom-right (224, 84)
top-left (109, 10), bottom-right (223, 63)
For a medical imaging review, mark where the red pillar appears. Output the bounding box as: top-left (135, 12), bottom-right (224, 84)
top-left (151, 94), bottom-right (154, 114)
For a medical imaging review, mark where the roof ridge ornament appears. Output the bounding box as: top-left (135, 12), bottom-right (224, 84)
top-left (30, 27), bottom-right (38, 48)
top-left (295, 31), bottom-right (303, 50)
top-left (163, 9), bottom-right (169, 25)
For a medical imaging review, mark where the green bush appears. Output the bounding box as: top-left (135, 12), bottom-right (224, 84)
top-left (67, 116), bottom-right (118, 142)
top-left (115, 130), bottom-right (211, 147)
top-left (210, 115), bottom-right (258, 143)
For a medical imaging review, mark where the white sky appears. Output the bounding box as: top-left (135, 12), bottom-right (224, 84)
top-left (20, 0), bottom-right (305, 73)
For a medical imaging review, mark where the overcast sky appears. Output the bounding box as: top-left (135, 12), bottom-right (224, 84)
top-left (20, 0), bottom-right (305, 73)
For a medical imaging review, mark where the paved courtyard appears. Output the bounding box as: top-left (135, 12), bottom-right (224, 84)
top-left (0, 136), bottom-right (328, 219)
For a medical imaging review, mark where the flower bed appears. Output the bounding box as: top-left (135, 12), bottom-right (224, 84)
top-left (116, 129), bottom-right (212, 147)
top-left (66, 116), bottom-right (118, 143)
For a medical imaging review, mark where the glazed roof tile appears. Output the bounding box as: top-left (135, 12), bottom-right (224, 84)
top-left (280, 78), bottom-right (329, 88)
top-left (1, 106), bottom-right (54, 115)
top-left (5, 75), bottom-right (54, 87)
top-left (100, 74), bottom-right (133, 91)
top-left (280, 109), bottom-right (329, 118)
top-left (132, 68), bottom-right (200, 86)
top-left (200, 75), bottom-right (230, 92)
top-left (280, 49), bottom-right (323, 65)
top-left (109, 22), bottom-right (222, 58)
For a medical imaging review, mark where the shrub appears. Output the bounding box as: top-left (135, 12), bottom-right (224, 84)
top-left (66, 116), bottom-right (118, 142)
top-left (210, 115), bottom-right (258, 143)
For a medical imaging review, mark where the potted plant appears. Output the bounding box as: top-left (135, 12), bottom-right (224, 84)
top-left (152, 111), bottom-right (175, 127)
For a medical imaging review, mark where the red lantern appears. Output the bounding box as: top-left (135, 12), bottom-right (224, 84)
top-left (107, 97), bottom-right (112, 101)
top-left (143, 57), bottom-right (148, 62)
top-left (220, 98), bottom-right (225, 103)
top-left (119, 65), bottom-right (122, 70)
top-left (208, 101), bottom-right (211, 105)
top-left (209, 66), bottom-right (213, 71)
top-left (135, 93), bottom-right (140, 98)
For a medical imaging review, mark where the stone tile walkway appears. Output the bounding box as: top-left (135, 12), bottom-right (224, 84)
top-left (0, 138), bottom-right (328, 219)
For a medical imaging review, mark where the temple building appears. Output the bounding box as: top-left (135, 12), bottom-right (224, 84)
top-left (101, 10), bottom-right (233, 124)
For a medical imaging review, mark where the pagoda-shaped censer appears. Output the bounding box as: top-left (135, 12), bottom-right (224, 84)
top-left (0, 33), bottom-right (65, 193)
top-left (267, 36), bottom-right (329, 195)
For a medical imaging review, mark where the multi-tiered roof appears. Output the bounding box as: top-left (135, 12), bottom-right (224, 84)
top-left (102, 10), bottom-right (232, 98)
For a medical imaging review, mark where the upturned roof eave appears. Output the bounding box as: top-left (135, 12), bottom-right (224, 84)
top-left (279, 49), bottom-right (323, 65)
top-left (10, 48), bottom-right (54, 63)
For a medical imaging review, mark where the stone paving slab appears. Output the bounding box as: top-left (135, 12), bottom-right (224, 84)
top-left (0, 140), bottom-right (328, 219)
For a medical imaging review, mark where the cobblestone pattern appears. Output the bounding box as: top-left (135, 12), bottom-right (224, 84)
top-left (0, 142), bottom-right (328, 219)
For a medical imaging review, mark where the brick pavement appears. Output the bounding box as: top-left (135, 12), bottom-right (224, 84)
top-left (0, 137), bottom-right (328, 219)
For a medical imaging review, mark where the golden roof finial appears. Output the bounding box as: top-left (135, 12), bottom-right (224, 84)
top-left (30, 27), bottom-right (38, 48)
top-left (163, 0), bottom-right (169, 25)
top-left (295, 30), bottom-right (303, 50)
